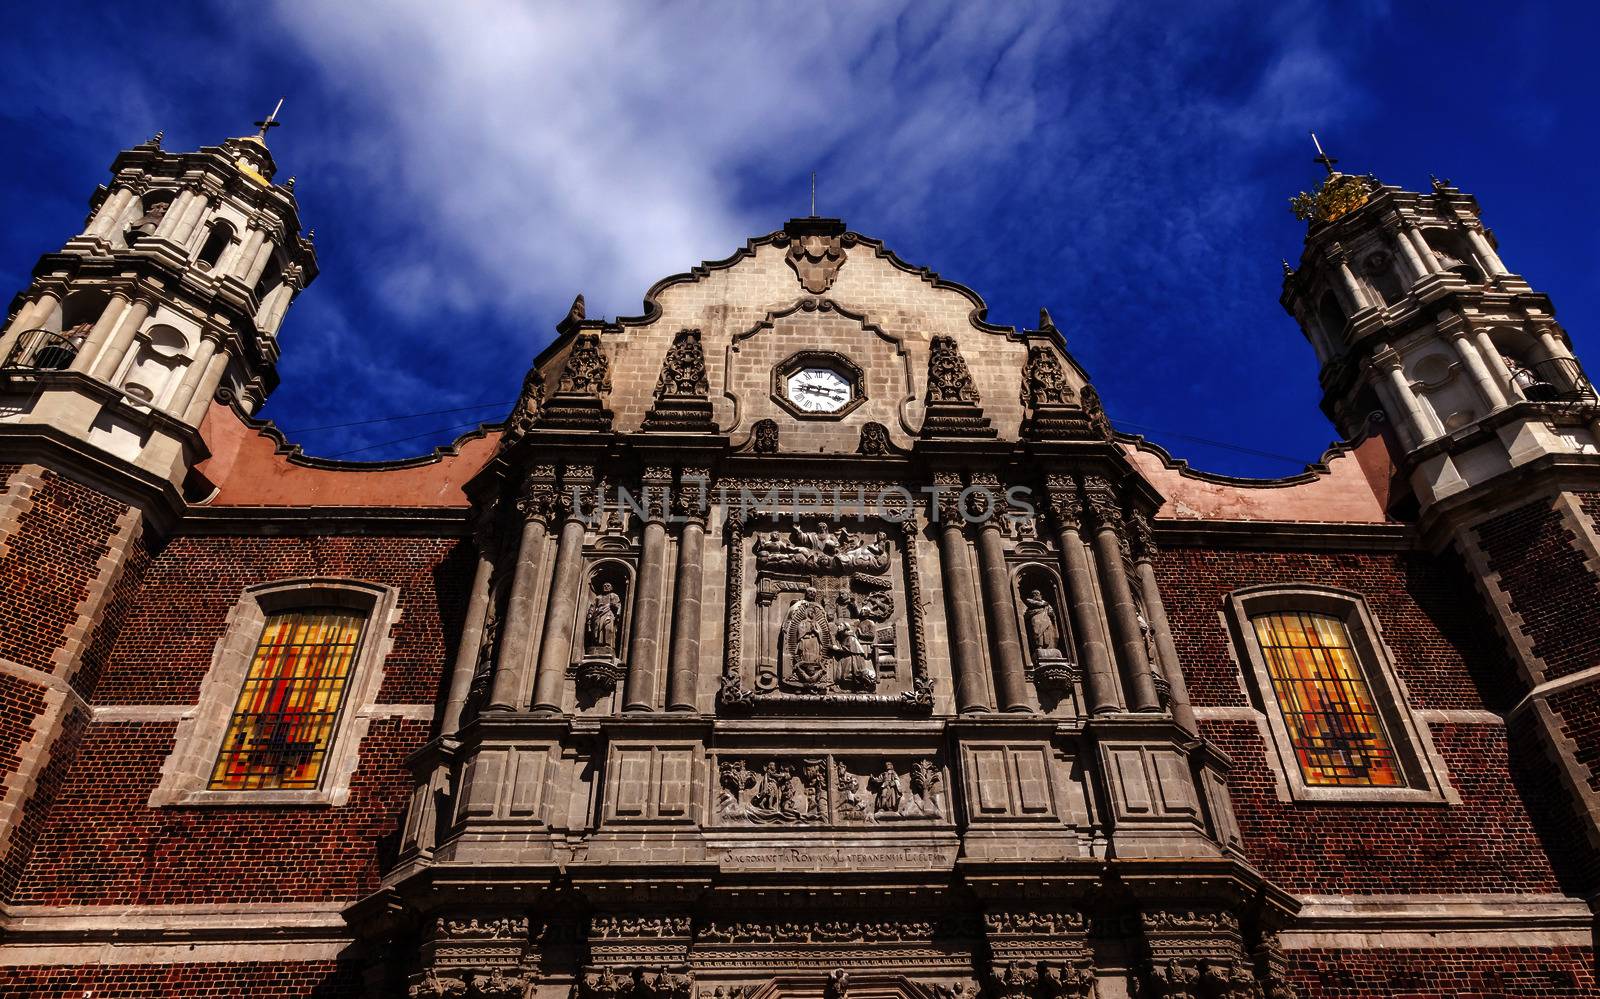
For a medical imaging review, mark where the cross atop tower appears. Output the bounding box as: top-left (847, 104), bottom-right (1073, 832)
top-left (255, 97), bottom-right (286, 142)
top-left (1310, 131), bottom-right (1338, 176)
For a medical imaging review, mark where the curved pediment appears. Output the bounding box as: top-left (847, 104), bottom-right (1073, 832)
top-left (531, 218), bottom-right (1090, 452)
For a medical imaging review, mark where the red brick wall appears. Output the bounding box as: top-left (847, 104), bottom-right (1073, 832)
top-left (0, 467), bottom-right (128, 675)
top-left (1154, 544), bottom-right (1512, 713)
top-left (70, 524), bottom-right (154, 699)
top-left (93, 533), bottom-right (474, 705)
top-left (1156, 543), bottom-right (1565, 894)
top-left (0, 706), bottom-right (86, 900)
top-left (1287, 945), bottom-right (1597, 996)
top-left (13, 717), bottom-right (423, 905)
top-left (1203, 718), bottom-right (1561, 894)
top-left (1, 960), bottom-right (358, 996)
top-left (1476, 498), bottom-right (1600, 684)
top-left (0, 672), bottom-right (47, 790)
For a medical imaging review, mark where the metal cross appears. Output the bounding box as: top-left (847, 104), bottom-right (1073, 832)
top-left (1310, 131), bottom-right (1338, 176)
top-left (255, 97), bottom-right (286, 141)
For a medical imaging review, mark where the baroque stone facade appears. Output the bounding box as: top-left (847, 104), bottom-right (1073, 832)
top-left (0, 133), bottom-right (1595, 998)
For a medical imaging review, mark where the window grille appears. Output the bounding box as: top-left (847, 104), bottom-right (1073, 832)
top-left (1250, 610), bottom-right (1401, 787)
top-left (209, 608), bottom-right (364, 790)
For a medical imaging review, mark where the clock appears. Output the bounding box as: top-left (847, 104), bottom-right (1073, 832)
top-left (785, 366), bottom-right (854, 413)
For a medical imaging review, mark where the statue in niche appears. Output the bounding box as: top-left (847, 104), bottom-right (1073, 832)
top-left (1023, 589), bottom-right (1064, 660)
top-left (871, 762), bottom-right (903, 814)
top-left (585, 581), bottom-right (622, 656)
top-left (834, 608), bottom-right (876, 689)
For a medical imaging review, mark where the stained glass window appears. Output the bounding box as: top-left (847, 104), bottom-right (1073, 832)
top-left (209, 608), bottom-right (365, 790)
top-left (1250, 611), bottom-right (1401, 787)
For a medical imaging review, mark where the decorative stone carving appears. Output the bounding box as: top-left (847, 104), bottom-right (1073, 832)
top-left (580, 966), bottom-right (636, 999)
top-left (857, 421), bottom-right (891, 455)
top-left (714, 753), bottom-right (945, 825)
top-left (500, 364), bottom-right (544, 447)
top-left (558, 332), bottom-right (611, 395)
top-left (753, 522), bottom-right (895, 695)
top-left (644, 328), bottom-right (714, 431)
top-left (639, 968), bottom-right (696, 999)
top-left (716, 758), bottom-right (828, 824)
top-left (541, 331), bottom-right (614, 431)
top-left (751, 418), bottom-right (780, 454)
top-left (411, 967), bottom-right (535, 999)
top-left (1043, 474), bottom-right (1082, 533)
top-left (698, 916), bottom-right (973, 944)
top-left (1081, 384), bottom-right (1114, 441)
top-left (1014, 565), bottom-right (1075, 693)
top-left (437, 916), bottom-right (530, 938)
top-left (411, 970), bottom-right (469, 998)
top-left (989, 960), bottom-right (1038, 999)
top-left (782, 218), bottom-right (849, 294)
top-left (576, 565), bottom-right (630, 692)
top-left (1020, 346), bottom-right (1072, 409)
top-left (824, 970), bottom-right (850, 999)
top-left (921, 335), bottom-right (996, 438)
top-left (1021, 590), bottom-right (1062, 660)
top-left (1140, 958), bottom-right (1260, 999)
top-left (591, 916), bottom-right (693, 938)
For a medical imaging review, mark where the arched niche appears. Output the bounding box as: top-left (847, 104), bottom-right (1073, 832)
top-left (1315, 289), bottom-right (1345, 344)
top-left (1012, 562), bottom-right (1072, 676)
top-left (1421, 229), bottom-right (1485, 284)
top-left (577, 558), bottom-right (635, 663)
top-left (1360, 248), bottom-right (1405, 305)
top-left (196, 220), bottom-right (236, 271)
top-left (120, 324), bottom-right (190, 408)
top-left (125, 190), bottom-right (175, 245)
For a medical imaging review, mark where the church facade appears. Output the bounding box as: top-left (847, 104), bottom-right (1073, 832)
top-left (0, 130), bottom-right (1595, 997)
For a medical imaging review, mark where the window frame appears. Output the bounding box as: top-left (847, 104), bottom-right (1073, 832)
top-left (1225, 584), bottom-right (1452, 804)
top-left (150, 578), bottom-right (401, 807)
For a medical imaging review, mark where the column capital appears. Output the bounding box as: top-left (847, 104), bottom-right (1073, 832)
top-left (516, 478), bottom-right (559, 526)
top-left (1081, 475), bottom-right (1123, 530)
top-left (1127, 509), bottom-right (1157, 561)
top-left (1367, 345), bottom-right (1404, 373)
top-left (1044, 473), bottom-right (1082, 533)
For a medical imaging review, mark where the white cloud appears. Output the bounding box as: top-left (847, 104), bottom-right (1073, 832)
top-left (266, 0), bottom-right (1100, 325)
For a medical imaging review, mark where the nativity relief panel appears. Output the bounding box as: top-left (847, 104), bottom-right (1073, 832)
top-left (720, 512), bottom-right (928, 713)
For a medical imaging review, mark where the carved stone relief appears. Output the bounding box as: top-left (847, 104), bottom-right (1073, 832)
top-left (712, 754), bottom-right (947, 826)
top-left (1013, 565), bottom-right (1076, 694)
top-left (575, 562), bottom-right (631, 692)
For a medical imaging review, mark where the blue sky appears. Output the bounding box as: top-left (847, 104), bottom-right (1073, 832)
top-left (2, 2), bottom-right (1596, 475)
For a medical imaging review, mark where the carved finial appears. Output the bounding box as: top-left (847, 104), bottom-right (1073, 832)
top-left (556, 332), bottom-right (611, 396)
top-left (145, 130), bottom-right (164, 147)
top-left (500, 364), bottom-right (545, 447)
top-left (305, 228), bottom-right (316, 241)
top-left (926, 335), bottom-right (980, 405)
top-left (557, 293), bottom-right (586, 336)
top-left (1039, 307), bottom-right (1057, 333)
top-left (1281, 258), bottom-right (1294, 277)
top-left (654, 328), bottom-right (709, 399)
top-left (1020, 345), bottom-right (1073, 410)
top-left (285, 176), bottom-right (297, 191)
top-left (1430, 174), bottom-right (1452, 192)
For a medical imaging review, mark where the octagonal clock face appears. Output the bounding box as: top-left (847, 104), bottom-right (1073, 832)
top-left (785, 366), bottom-right (853, 413)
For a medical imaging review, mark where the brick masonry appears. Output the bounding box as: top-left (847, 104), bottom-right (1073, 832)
top-left (1286, 946), bottom-right (1598, 997)
top-left (0, 960), bottom-right (359, 996)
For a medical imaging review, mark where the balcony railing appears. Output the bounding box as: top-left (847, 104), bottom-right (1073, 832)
top-left (1512, 356), bottom-right (1595, 405)
top-left (1, 329), bottom-right (80, 371)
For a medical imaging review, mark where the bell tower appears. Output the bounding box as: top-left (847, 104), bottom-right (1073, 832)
top-left (0, 108), bottom-right (317, 489)
top-left (0, 117), bottom-right (316, 901)
top-left (1282, 137), bottom-right (1600, 896)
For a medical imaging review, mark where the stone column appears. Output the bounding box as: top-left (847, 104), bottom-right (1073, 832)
top-left (1447, 326), bottom-right (1507, 410)
top-left (68, 291), bottom-right (130, 375)
top-left (623, 473), bottom-right (672, 712)
top-left (1466, 226), bottom-right (1508, 276)
top-left (1475, 330), bottom-right (1517, 401)
top-left (172, 193), bottom-right (211, 246)
top-left (90, 296), bottom-right (152, 382)
top-left (1334, 256), bottom-right (1370, 312)
top-left (1046, 475), bottom-right (1120, 714)
top-left (166, 333), bottom-right (222, 415)
top-left (935, 477), bottom-right (990, 713)
top-left (88, 188), bottom-right (134, 239)
top-left (1084, 477), bottom-right (1161, 712)
top-left (531, 488), bottom-right (589, 713)
top-left (225, 227), bottom-right (264, 280)
top-left (154, 191), bottom-right (195, 240)
top-left (1128, 512), bottom-right (1197, 735)
top-left (665, 483), bottom-right (708, 712)
top-left (1372, 348), bottom-right (1432, 445)
top-left (1407, 228), bottom-right (1441, 274)
top-left (241, 229), bottom-right (276, 287)
top-left (975, 502), bottom-right (1030, 713)
top-left (181, 351), bottom-right (231, 425)
top-left (1387, 219), bottom-right (1428, 283)
top-left (490, 484), bottom-right (556, 711)
top-left (442, 506), bottom-right (500, 736)
top-left (0, 291), bottom-right (61, 362)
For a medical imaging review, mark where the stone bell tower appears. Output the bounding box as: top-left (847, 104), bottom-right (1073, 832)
top-left (0, 116), bottom-right (315, 899)
top-left (1281, 137), bottom-right (1600, 896)
top-left (0, 108), bottom-right (317, 490)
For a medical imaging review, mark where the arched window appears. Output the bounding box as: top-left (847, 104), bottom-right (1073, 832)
top-left (196, 220), bottom-right (235, 270)
top-left (1316, 290), bottom-right (1345, 343)
top-left (209, 607), bottom-right (366, 790)
top-left (149, 578), bottom-right (401, 806)
top-left (1225, 584), bottom-right (1451, 803)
